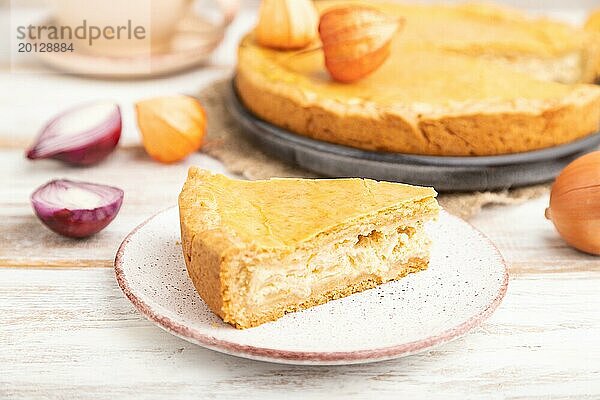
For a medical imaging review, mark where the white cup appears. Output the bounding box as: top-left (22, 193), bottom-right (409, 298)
top-left (53, 0), bottom-right (194, 56)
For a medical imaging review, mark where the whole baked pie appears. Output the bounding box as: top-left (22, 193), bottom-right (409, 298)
top-left (236, 1), bottom-right (600, 156)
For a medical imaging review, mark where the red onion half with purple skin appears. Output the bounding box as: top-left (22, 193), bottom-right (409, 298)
top-left (26, 102), bottom-right (122, 166)
top-left (31, 179), bottom-right (124, 238)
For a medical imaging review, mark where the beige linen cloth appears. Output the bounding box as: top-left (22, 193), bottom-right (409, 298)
top-left (199, 80), bottom-right (549, 219)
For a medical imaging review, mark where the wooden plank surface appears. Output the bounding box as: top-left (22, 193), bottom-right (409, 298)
top-left (2, 4), bottom-right (600, 399)
top-left (3, 177), bottom-right (600, 398)
top-left (1, 267), bottom-right (599, 399)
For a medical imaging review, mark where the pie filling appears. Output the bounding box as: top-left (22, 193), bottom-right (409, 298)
top-left (228, 220), bottom-right (431, 319)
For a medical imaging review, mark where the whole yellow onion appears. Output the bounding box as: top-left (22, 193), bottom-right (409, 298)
top-left (545, 151), bottom-right (600, 255)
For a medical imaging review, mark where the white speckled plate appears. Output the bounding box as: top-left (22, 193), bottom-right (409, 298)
top-left (115, 207), bottom-right (508, 365)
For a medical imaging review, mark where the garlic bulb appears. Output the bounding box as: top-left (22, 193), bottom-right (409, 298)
top-left (545, 151), bottom-right (600, 255)
top-left (255, 0), bottom-right (318, 50)
top-left (319, 6), bottom-right (402, 83)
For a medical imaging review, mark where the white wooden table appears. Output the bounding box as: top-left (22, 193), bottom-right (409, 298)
top-left (2, 3), bottom-right (600, 399)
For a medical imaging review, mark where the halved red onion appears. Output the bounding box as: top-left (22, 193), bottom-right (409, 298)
top-left (31, 179), bottom-right (124, 238)
top-left (26, 102), bottom-right (122, 166)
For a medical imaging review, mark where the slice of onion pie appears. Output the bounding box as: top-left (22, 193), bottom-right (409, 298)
top-left (179, 168), bottom-right (439, 329)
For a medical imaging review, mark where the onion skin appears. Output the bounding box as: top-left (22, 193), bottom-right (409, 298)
top-left (546, 151), bottom-right (600, 255)
top-left (31, 180), bottom-right (124, 238)
top-left (26, 103), bottom-right (122, 166)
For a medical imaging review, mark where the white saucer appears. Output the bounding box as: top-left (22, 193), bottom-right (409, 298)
top-left (115, 208), bottom-right (508, 365)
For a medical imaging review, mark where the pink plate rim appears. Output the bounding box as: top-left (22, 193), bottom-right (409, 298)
top-left (115, 206), bottom-right (509, 364)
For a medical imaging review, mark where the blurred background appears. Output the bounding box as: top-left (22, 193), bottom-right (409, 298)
top-left (0, 0), bottom-right (597, 150)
